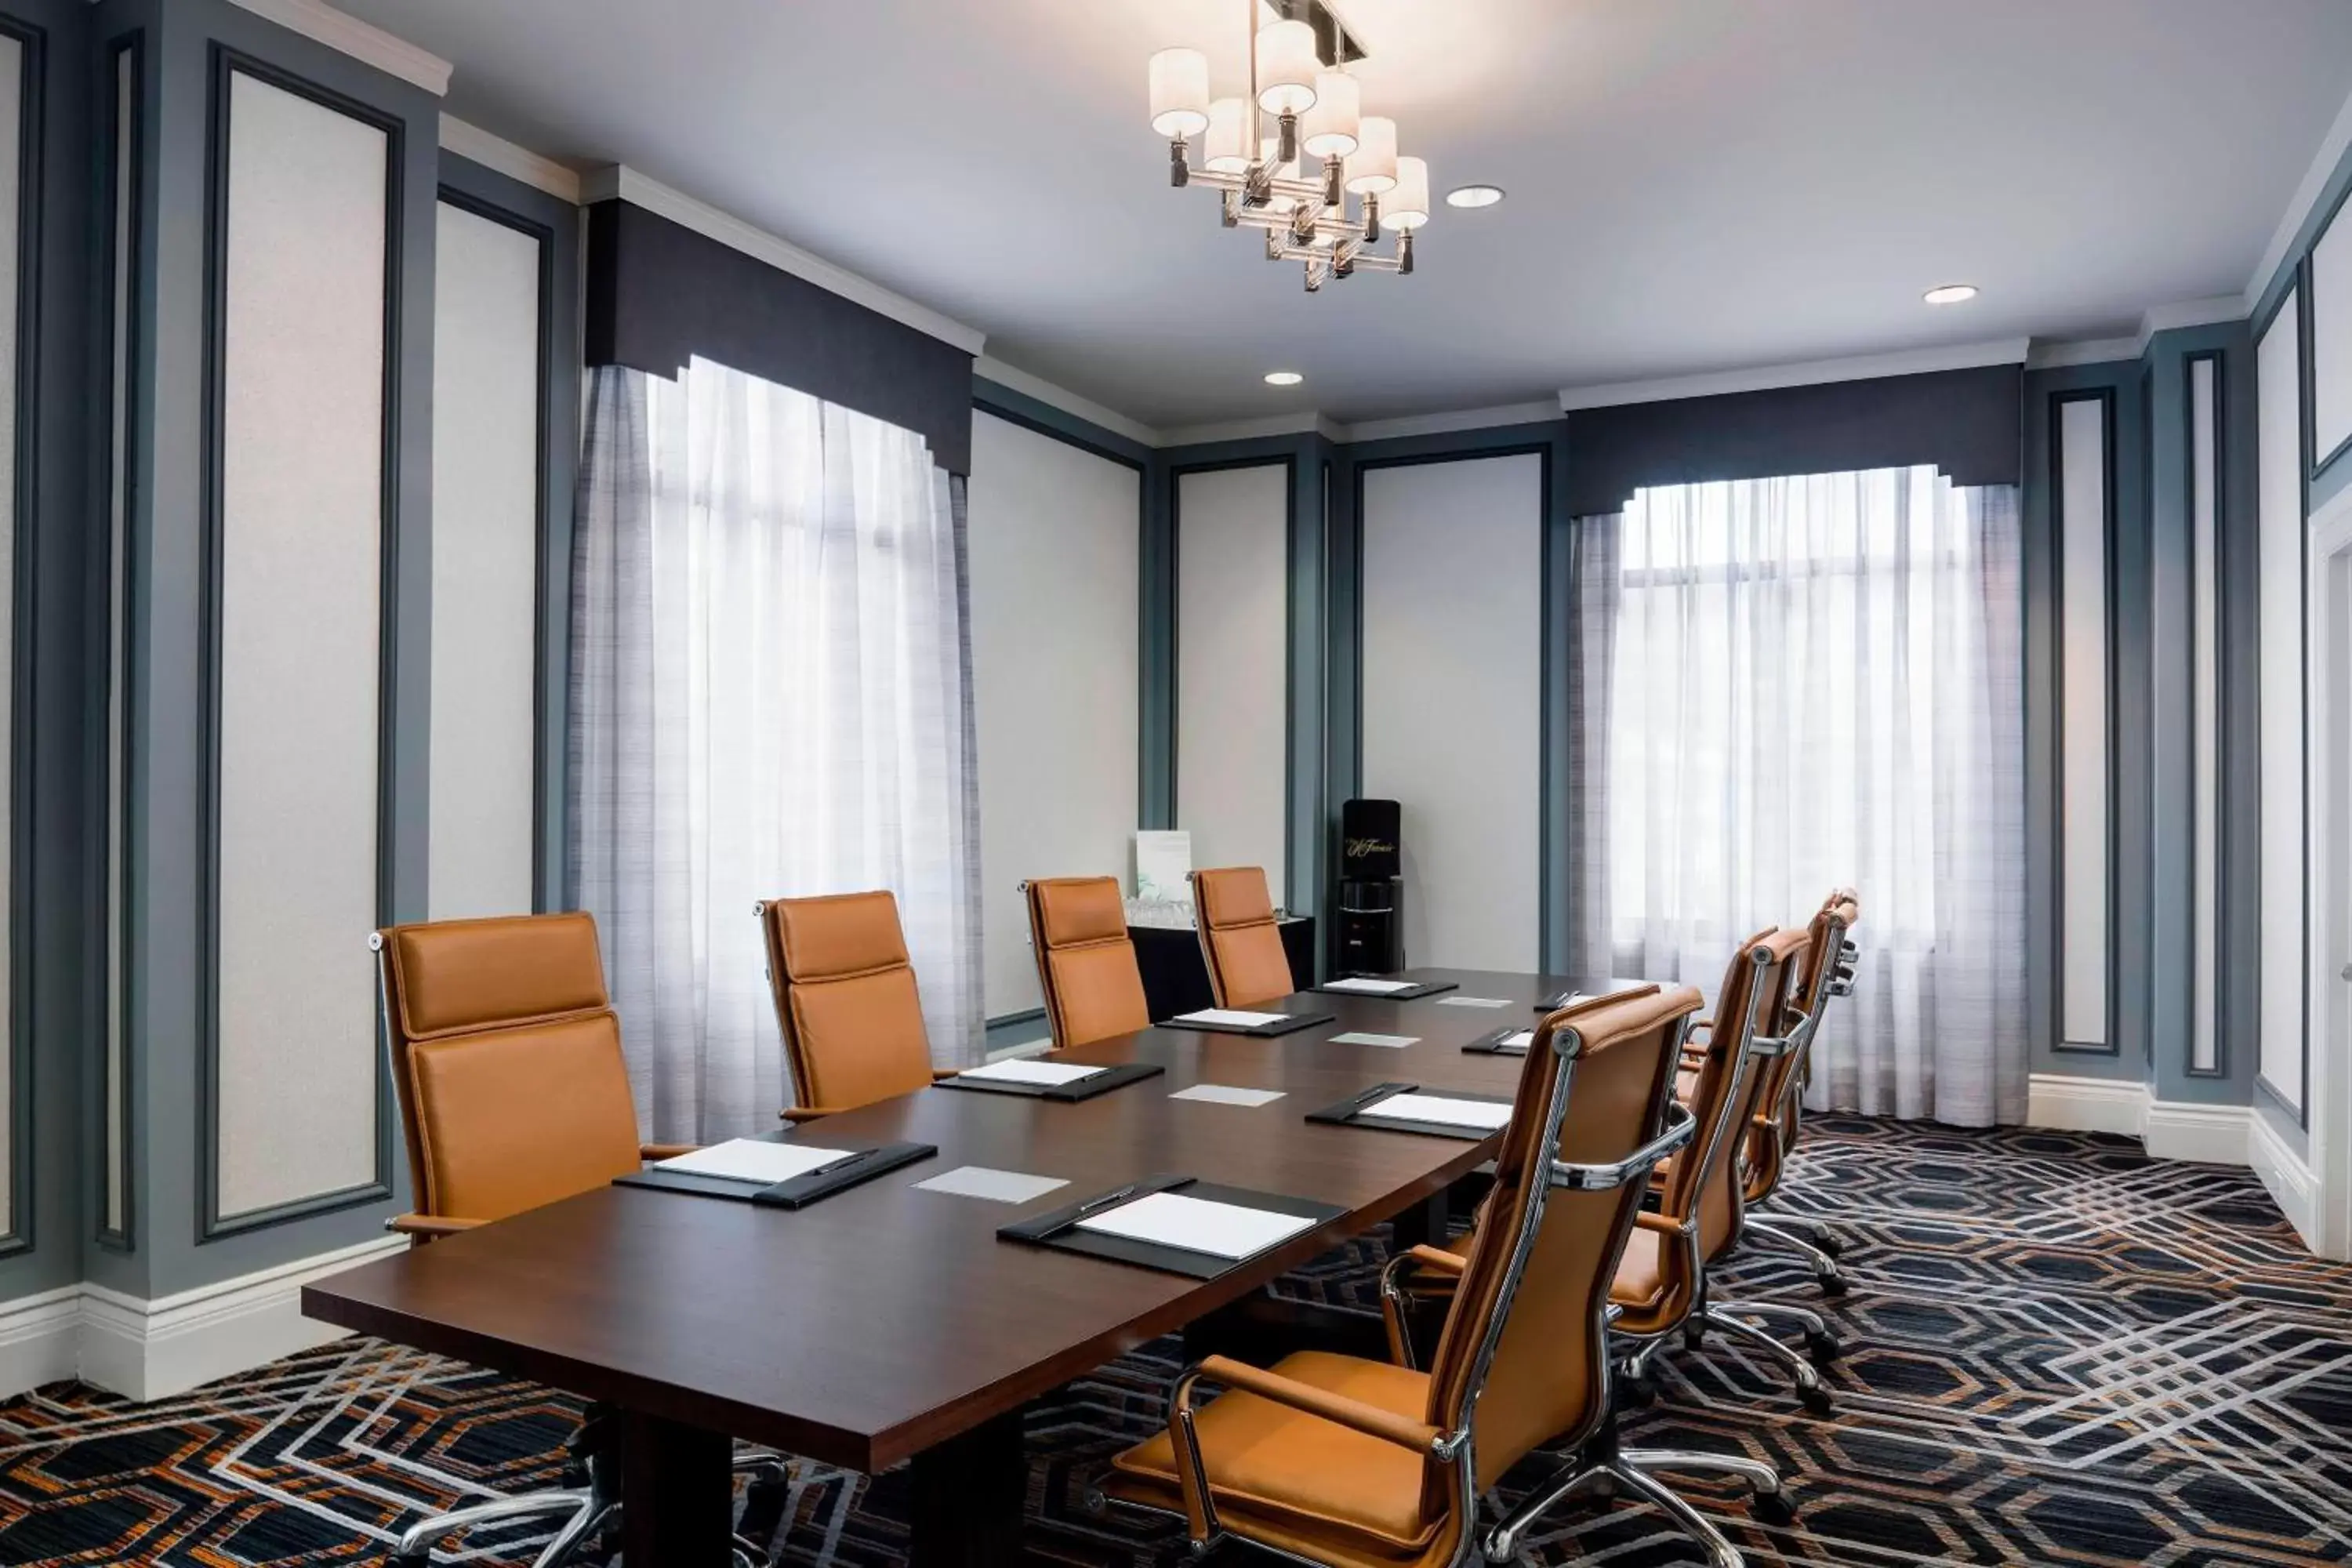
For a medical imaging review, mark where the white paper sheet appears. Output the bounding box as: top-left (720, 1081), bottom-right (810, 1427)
top-left (1371, 1093), bottom-right (1515, 1131)
top-left (1436, 996), bottom-right (1511, 1009)
top-left (957, 1058), bottom-right (1106, 1087)
top-left (1330, 1031), bottom-right (1419, 1048)
top-left (655, 1139), bottom-right (858, 1185)
top-left (1323, 977), bottom-right (1417, 994)
top-left (1174, 1008), bottom-right (1289, 1028)
top-left (1498, 1029), bottom-right (1536, 1050)
top-left (913, 1166), bottom-right (1073, 1203)
top-left (1075, 1191), bottom-right (1317, 1259)
top-left (1170, 1083), bottom-right (1288, 1107)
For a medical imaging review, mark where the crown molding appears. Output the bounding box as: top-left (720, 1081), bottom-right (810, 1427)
top-left (973, 357), bottom-right (1160, 448)
top-left (437, 115), bottom-right (581, 205)
top-left (2249, 80), bottom-right (2352, 313)
top-left (1155, 411), bottom-right (1338, 447)
top-left (2026, 335), bottom-right (2141, 369)
top-left (579, 165), bottom-right (986, 357)
top-left (1346, 400), bottom-right (1560, 444)
top-left (223, 0), bottom-right (452, 96)
top-left (2137, 296), bottom-right (2244, 345)
top-left (1557, 338), bottom-right (2031, 412)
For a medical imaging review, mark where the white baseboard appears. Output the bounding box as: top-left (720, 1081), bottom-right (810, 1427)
top-left (2026, 1073), bottom-right (2152, 1138)
top-left (2027, 1073), bottom-right (2253, 1167)
top-left (0, 1286), bottom-right (87, 1401)
top-left (2142, 1101), bottom-right (2256, 1165)
top-left (4, 1235), bottom-right (405, 1404)
top-left (2248, 1109), bottom-right (2321, 1247)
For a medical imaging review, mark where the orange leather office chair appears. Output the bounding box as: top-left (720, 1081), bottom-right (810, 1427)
top-left (1739, 889), bottom-right (1862, 1296)
top-left (1097, 985), bottom-right (1794, 1568)
top-left (373, 912), bottom-right (777, 1568)
top-left (1025, 877), bottom-right (1151, 1048)
top-left (1189, 866), bottom-right (1295, 1008)
top-left (757, 889), bottom-right (956, 1120)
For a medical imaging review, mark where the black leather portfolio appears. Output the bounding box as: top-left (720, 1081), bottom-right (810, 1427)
top-left (1310, 978), bottom-right (1460, 1000)
top-left (615, 1136), bottom-right (937, 1210)
top-left (1304, 1082), bottom-right (1515, 1142)
top-left (998, 1173), bottom-right (1345, 1279)
top-left (931, 1061), bottom-right (1165, 1102)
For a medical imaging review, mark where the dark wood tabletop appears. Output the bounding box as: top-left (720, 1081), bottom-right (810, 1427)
top-left (303, 967), bottom-right (1613, 1565)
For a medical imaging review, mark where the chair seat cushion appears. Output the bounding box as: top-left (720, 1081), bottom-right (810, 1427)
top-left (1108, 1351), bottom-right (1440, 1558)
top-left (1610, 1226), bottom-right (1673, 1334)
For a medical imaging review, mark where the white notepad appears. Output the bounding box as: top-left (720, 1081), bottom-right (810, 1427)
top-left (1436, 996), bottom-right (1512, 1009)
top-left (1323, 977), bottom-right (1417, 994)
top-left (1174, 1008), bottom-right (1289, 1029)
top-left (1171, 1083), bottom-right (1287, 1107)
top-left (1372, 1093), bottom-right (1515, 1132)
top-left (1076, 1192), bottom-right (1317, 1259)
top-left (956, 1058), bottom-right (1105, 1087)
top-left (914, 1166), bottom-right (1071, 1203)
top-left (655, 1139), bottom-right (858, 1185)
top-left (1330, 1031), bottom-right (1419, 1048)
top-left (1499, 1030), bottom-right (1536, 1050)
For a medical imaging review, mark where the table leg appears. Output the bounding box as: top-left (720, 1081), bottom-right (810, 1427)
top-left (910, 1408), bottom-right (1029, 1568)
top-left (619, 1407), bottom-right (734, 1566)
top-left (1390, 1188), bottom-right (1448, 1251)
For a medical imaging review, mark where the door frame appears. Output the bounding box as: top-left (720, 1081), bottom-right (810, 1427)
top-left (2306, 485), bottom-right (2352, 1259)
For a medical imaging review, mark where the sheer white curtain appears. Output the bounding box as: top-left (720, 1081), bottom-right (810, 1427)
top-left (570, 356), bottom-right (984, 1143)
top-left (1570, 466), bottom-right (2027, 1125)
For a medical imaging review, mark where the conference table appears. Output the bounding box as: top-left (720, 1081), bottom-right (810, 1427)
top-left (303, 966), bottom-right (1630, 1566)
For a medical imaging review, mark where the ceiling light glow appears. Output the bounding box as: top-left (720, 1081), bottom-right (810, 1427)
top-left (1445, 184), bottom-right (1504, 209)
top-left (1923, 283), bottom-right (1980, 306)
top-left (1265, 371), bottom-right (1305, 387)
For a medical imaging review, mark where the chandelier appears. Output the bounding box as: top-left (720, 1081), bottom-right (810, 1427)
top-left (1147, 0), bottom-right (1429, 292)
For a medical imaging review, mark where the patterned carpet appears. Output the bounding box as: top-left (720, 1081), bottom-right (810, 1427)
top-left (2, 1118), bottom-right (2347, 1566)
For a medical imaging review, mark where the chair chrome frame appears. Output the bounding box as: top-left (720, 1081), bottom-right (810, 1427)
top-left (1744, 925), bottom-right (1860, 1295)
top-left (1097, 1012), bottom-right (1780, 1568)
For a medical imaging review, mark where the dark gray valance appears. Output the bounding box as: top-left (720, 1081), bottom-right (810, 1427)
top-left (1564, 364), bottom-right (2023, 516)
top-left (584, 199), bottom-right (975, 473)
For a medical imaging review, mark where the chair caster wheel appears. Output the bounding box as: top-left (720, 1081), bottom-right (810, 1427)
top-left (1805, 1329), bottom-right (1842, 1363)
top-left (389, 1554), bottom-right (432, 1568)
top-left (739, 1472), bottom-right (792, 1547)
top-left (1812, 1232), bottom-right (1844, 1260)
top-left (1798, 1385), bottom-right (1836, 1418)
top-left (1817, 1270), bottom-right (1849, 1298)
top-left (1751, 1490), bottom-right (1798, 1527)
top-left (1617, 1374), bottom-right (1657, 1410)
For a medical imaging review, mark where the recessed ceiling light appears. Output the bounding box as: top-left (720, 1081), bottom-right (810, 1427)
top-left (1923, 283), bottom-right (1980, 306)
top-left (1446, 184), bottom-right (1505, 209)
top-left (1265, 370), bottom-right (1305, 387)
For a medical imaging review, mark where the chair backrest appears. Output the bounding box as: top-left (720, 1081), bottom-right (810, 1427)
top-left (757, 890), bottom-right (934, 1112)
top-left (375, 912), bottom-right (644, 1223)
top-left (1025, 877), bottom-right (1151, 1048)
top-left (1746, 887), bottom-right (1860, 1199)
top-left (1654, 925), bottom-right (1810, 1278)
top-left (1189, 866), bottom-right (1294, 1007)
top-left (1421, 982), bottom-right (1701, 1504)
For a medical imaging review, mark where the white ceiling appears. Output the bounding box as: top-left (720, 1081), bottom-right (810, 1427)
top-left (337, 0), bottom-right (2352, 427)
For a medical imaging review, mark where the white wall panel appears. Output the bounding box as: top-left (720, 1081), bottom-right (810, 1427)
top-left (2190, 357), bottom-right (2221, 1076)
top-left (215, 72), bottom-right (388, 1219)
top-left (1177, 465), bottom-right (1288, 908)
top-left (0, 34), bottom-right (19, 1237)
top-left (429, 200), bottom-right (540, 920)
top-left (2059, 398), bottom-right (2111, 1050)
top-left (1360, 456), bottom-right (1542, 971)
top-left (967, 412), bottom-right (1140, 1018)
top-left (2312, 209), bottom-right (2352, 466)
top-left (2258, 296), bottom-right (2308, 1112)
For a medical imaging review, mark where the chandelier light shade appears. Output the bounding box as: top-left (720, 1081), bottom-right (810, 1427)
top-left (1203, 96), bottom-right (1251, 173)
top-left (1150, 2), bottom-right (1428, 291)
top-left (1254, 21), bottom-right (1319, 114)
top-left (1301, 71), bottom-right (1360, 158)
top-left (1389, 155), bottom-right (1432, 230)
top-left (1346, 115), bottom-right (1399, 194)
top-left (1148, 49), bottom-right (1211, 139)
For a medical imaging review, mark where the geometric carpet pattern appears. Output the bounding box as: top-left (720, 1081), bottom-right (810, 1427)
top-left (1, 1118), bottom-right (2347, 1566)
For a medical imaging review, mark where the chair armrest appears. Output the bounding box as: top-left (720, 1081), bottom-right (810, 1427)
top-left (387, 1213), bottom-right (481, 1240)
top-left (640, 1142), bottom-right (696, 1160)
top-left (779, 1106), bottom-right (840, 1123)
top-left (1167, 1354), bottom-right (1446, 1547)
top-left (1399, 1243), bottom-right (1466, 1277)
top-left (1377, 1243), bottom-right (1472, 1367)
top-left (1632, 1210), bottom-right (1683, 1238)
